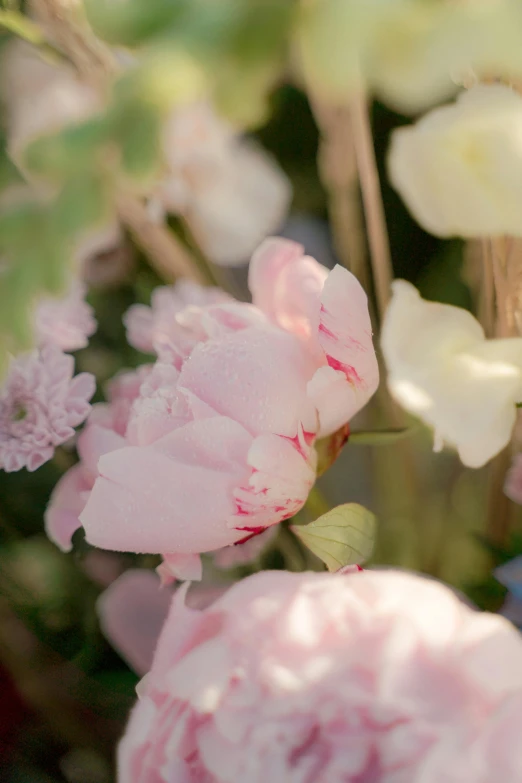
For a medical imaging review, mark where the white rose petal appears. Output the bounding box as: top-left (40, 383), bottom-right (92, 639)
top-left (388, 85), bottom-right (522, 238)
top-left (381, 280), bottom-right (522, 468)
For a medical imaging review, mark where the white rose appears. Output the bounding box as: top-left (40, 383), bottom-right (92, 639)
top-left (388, 84), bottom-right (522, 238)
top-left (381, 280), bottom-right (522, 468)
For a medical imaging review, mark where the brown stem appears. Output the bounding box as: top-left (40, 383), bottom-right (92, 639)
top-left (485, 236), bottom-right (518, 546)
top-left (31, 0), bottom-right (203, 283)
top-left (30, 0), bottom-right (116, 87)
top-left (117, 196), bottom-right (205, 283)
top-left (350, 94), bottom-right (393, 322)
top-left (310, 99), bottom-right (367, 284)
top-left (479, 239), bottom-right (495, 337)
top-left (490, 237), bottom-right (511, 337)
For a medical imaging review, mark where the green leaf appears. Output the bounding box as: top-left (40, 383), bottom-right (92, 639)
top-left (291, 503), bottom-right (377, 572)
top-left (85, 0), bottom-right (190, 46)
top-left (349, 427), bottom-right (413, 446)
top-left (0, 9), bottom-right (45, 45)
top-left (24, 118), bottom-right (109, 180)
top-left (118, 105), bottom-right (162, 180)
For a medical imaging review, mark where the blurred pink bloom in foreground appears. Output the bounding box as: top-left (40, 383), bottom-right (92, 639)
top-left (0, 346), bottom-right (94, 472)
top-left (118, 569), bottom-right (522, 783)
top-left (34, 281), bottom-right (97, 352)
top-left (47, 238), bottom-right (378, 577)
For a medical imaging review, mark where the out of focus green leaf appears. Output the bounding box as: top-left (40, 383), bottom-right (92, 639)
top-left (349, 427), bottom-right (414, 446)
top-left (24, 118), bottom-right (109, 180)
top-left (292, 503), bottom-right (377, 571)
top-left (0, 8), bottom-right (45, 44)
top-left (85, 0), bottom-right (190, 47)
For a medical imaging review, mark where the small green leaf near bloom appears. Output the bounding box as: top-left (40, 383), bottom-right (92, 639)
top-left (291, 503), bottom-right (377, 572)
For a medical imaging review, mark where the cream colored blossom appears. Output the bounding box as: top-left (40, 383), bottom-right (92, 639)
top-left (156, 102), bottom-right (292, 267)
top-left (381, 280), bottom-right (522, 468)
top-left (298, 0), bottom-right (522, 114)
top-left (388, 84), bottom-right (522, 238)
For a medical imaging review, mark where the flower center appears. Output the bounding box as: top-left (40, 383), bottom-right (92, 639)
top-left (11, 403), bottom-right (27, 422)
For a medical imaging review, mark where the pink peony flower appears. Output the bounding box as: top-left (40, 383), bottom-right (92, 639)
top-left (46, 239), bottom-right (377, 568)
top-left (34, 281), bottom-right (97, 352)
top-left (118, 569), bottom-right (522, 783)
top-left (0, 346), bottom-right (95, 472)
top-left (80, 323), bottom-right (320, 555)
top-left (72, 239), bottom-right (377, 564)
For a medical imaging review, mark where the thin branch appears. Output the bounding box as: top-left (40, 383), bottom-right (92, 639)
top-left (310, 99), bottom-right (367, 284)
top-left (350, 94), bottom-right (393, 322)
top-left (117, 196), bottom-right (205, 283)
top-left (490, 237), bottom-right (510, 338)
top-left (479, 239), bottom-right (495, 337)
top-left (485, 236), bottom-right (517, 546)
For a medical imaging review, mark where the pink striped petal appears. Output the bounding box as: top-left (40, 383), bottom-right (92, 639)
top-left (312, 265), bottom-right (379, 435)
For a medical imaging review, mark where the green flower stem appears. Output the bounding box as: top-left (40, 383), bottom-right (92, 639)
top-left (305, 485), bottom-right (331, 520)
top-left (276, 526), bottom-right (307, 572)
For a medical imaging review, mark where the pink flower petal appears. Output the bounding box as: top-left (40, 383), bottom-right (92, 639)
top-left (158, 553), bottom-right (203, 584)
top-left (229, 432), bottom-right (317, 530)
top-left (212, 526), bottom-right (277, 570)
top-left (312, 265), bottom-right (379, 435)
top-left (77, 423), bottom-right (126, 478)
top-left (97, 569), bottom-right (174, 676)
top-left (178, 326), bottom-right (318, 440)
top-left (80, 417), bottom-right (253, 554)
top-left (44, 463), bottom-right (92, 552)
